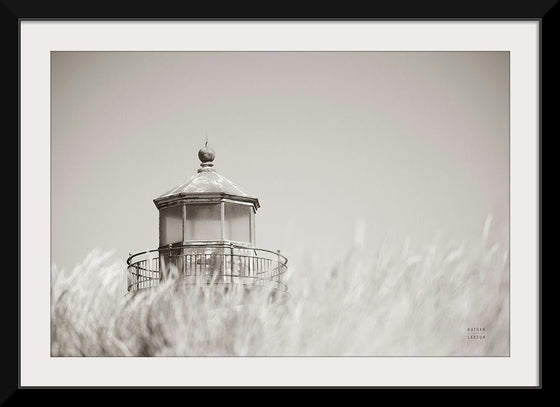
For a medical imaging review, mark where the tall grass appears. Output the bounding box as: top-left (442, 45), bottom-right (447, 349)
top-left (51, 217), bottom-right (509, 356)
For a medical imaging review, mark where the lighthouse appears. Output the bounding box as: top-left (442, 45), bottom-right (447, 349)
top-left (126, 142), bottom-right (288, 297)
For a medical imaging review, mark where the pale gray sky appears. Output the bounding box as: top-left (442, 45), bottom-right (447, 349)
top-left (51, 51), bottom-right (509, 271)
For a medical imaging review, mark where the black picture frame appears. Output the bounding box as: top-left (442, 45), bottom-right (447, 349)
top-left (8, 0), bottom-right (552, 397)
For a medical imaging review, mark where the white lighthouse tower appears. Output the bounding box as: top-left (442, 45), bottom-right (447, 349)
top-left (126, 142), bottom-right (288, 297)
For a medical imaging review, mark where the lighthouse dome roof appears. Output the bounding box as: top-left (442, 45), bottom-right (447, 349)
top-left (153, 143), bottom-right (260, 210)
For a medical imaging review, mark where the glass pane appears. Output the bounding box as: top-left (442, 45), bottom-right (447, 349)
top-left (184, 204), bottom-right (221, 241)
top-left (159, 205), bottom-right (183, 246)
top-left (224, 202), bottom-right (251, 243)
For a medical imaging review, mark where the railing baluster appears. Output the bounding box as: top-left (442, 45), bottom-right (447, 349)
top-left (230, 244), bottom-right (234, 283)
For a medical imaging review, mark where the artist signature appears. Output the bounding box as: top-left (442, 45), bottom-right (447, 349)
top-left (466, 327), bottom-right (486, 340)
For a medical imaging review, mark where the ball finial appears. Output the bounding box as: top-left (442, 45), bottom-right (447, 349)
top-left (198, 144), bottom-right (215, 163)
top-left (198, 140), bottom-right (215, 171)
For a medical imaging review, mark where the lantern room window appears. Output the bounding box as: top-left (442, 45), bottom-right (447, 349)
top-left (184, 203), bottom-right (221, 241)
top-left (159, 204), bottom-right (183, 246)
top-left (224, 202), bottom-right (252, 243)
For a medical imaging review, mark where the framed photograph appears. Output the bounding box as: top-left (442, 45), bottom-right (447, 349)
top-left (15, 12), bottom-right (546, 390)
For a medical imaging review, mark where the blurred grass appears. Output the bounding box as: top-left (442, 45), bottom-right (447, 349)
top-left (51, 217), bottom-right (509, 357)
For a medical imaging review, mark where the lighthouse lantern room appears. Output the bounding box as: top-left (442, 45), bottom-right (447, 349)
top-left (126, 142), bottom-right (288, 295)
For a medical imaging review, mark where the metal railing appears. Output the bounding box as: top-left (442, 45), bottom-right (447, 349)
top-left (126, 242), bottom-right (288, 293)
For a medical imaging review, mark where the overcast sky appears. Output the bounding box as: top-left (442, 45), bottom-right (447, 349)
top-left (51, 51), bottom-right (509, 271)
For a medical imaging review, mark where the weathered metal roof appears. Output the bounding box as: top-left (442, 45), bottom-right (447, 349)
top-left (153, 143), bottom-right (260, 210)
